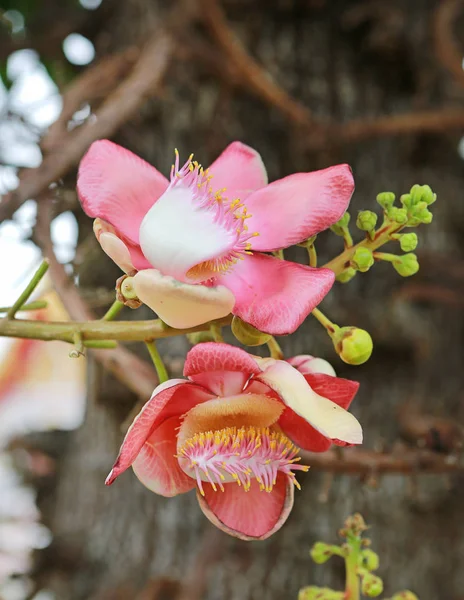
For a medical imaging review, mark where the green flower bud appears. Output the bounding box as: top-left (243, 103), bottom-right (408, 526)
top-left (231, 316), bottom-right (271, 346)
top-left (399, 193), bottom-right (412, 209)
top-left (356, 210), bottom-right (378, 232)
top-left (376, 192), bottom-right (395, 209)
top-left (330, 212), bottom-right (351, 236)
top-left (361, 549), bottom-right (380, 571)
top-left (361, 574), bottom-right (384, 597)
top-left (351, 247), bottom-right (374, 272)
top-left (336, 267), bottom-right (357, 283)
top-left (332, 327), bottom-right (373, 365)
top-left (310, 542), bottom-right (334, 564)
top-left (393, 253), bottom-right (419, 277)
top-left (120, 276), bottom-right (138, 300)
top-left (387, 207), bottom-right (408, 224)
top-left (410, 183), bottom-right (436, 206)
top-left (391, 592), bottom-right (419, 600)
top-left (399, 233), bottom-right (418, 252)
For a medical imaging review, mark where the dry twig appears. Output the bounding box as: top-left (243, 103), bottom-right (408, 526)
top-left (434, 0), bottom-right (464, 89)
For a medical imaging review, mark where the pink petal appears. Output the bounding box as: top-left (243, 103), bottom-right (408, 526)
top-left (132, 416), bottom-right (195, 497)
top-left (93, 218), bottom-right (151, 273)
top-left (278, 373), bottom-right (360, 452)
top-left (218, 253), bottom-right (335, 335)
top-left (106, 380), bottom-right (213, 485)
top-left (256, 361), bottom-right (362, 445)
top-left (208, 141), bottom-right (268, 201)
top-left (245, 165), bottom-right (354, 251)
top-left (78, 140), bottom-right (169, 245)
top-left (132, 269), bottom-right (235, 328)
top-left (184, 342), bottom-right (261, 396)
top-left (196, 473), bottom-right (294, 540)
top-left (287, 355), bottom-right (336, 377)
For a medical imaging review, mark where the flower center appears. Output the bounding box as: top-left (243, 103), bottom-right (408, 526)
top-left (177, 426), bottom-right (309, 496)
top-left (139, 150), bottom-right (259, 283)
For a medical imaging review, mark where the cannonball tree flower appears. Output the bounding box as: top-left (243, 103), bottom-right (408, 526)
top-left (106, 343), bottom-right (361, 540)
top-left (77, 140), bottom-right (355, 334)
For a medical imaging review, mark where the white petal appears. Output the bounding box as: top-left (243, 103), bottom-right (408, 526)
top-left (257, 361), bottom-right (362, 444)
top-left (132, 268), bottom-right (235, 328)
top-left (139, 185), bottom-right (234, 282)
top-left (303, 357), bottom-right (336, 376)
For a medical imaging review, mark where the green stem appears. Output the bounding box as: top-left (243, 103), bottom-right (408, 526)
top-left (307, 244), bottom-right (317, 268)
top-left (311, 308), bottom-right (338, 337)
top-left (83, 340), bottom-right (117, 349)
top-left (267, 336), bottom-right (283, 359)
top-left (102, 299), bottom-right (124, 321)
top-left (343, 228), bottom-right (354, 249)
top-left (344, 538), bottom-right (361, 600)
top-left (69, 331), bottom-right (85, 358)
top-left (145, 340), bottom-right (169, 383)
top-left (0, 300), bottom-right (48, 313)
top-left (6, 260), bottom-right (49, 319)
top-left (373, 251), bottom-right (400, 263)
top-left (323, 222), bottom-right (403, 276)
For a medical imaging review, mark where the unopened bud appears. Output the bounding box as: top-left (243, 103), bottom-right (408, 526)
top-left (310, 542), bottom-right (334, 564)
top-left (387, 207), bottom-right (408, 224)
top-left (356, 210), bottom-right (378, 232)
top-left (393, 253), bottom-right (419, 277)
top-left (121, 276), bottom-right (137, 299)
top-left (116, 275), bottom-right (141, 309)
top-left (361, 574), bottom-right (383, 597)
top-left (330, 212), bottom-right (351, 236)
top-left (351, 247), bottom-right (374, 272)
top-left (376, 192), bottom-right (395, 209)
top-left (343, 513), bottom-right (368, 536)
top-left (336, 267), bottom-right (357, 283)
top-left (332, 327), bottom-right (373, 365)
top-left (399, 233), bottom-right (418, 252)
top-left (392, 592), bottom-right (419, 600)
top-left (231, 316), bottom-right (271, 346)
top-left (361, 549), bottom-right (380, 571)
top-left (410, 184), bottom-right (436, 206)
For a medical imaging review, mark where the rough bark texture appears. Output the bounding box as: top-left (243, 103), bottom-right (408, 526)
top-left (35, 1), bottom-right (464, 599)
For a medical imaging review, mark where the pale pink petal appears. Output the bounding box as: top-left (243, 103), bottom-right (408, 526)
top-left (132, 416), bottom-right (195, 497)
top-left (218, 254), bottom-right (335, 335)
top-left (278, 373), bottom-right (360, 452)
top-left (196, 473), bottom-right (294, 540)
top-left (132, 269), bottom-right (235, 328)
top-left (257, 361), bottom-right (362, 445)
top-left (78, 140), bottom-right (169, 245)
top-left (245, 165), bottom-right (354, 251)
top-left (93, 218), bottom-right (151, 273)
top-left (207, 141), bottom-right (268, 201)
top-left (106, 380), bottom-right (213, 484)
top-left (287, 355), bottom-right (336, 376)
top-left (184, 342), bottom-right (261, 395)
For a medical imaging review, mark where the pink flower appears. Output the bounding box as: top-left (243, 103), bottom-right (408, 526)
top-left (106, 343), bottom-right (361, 540)
top-left (78, 140), bottom-right (354, 334)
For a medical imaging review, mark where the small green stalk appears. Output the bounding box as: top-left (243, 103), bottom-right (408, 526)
top-left (0, 300), bottom-right (48, 313)
top-left (307, 243), bottom-right (317, 268)
top-left (267, 336), bottom-right (283, 359)
top-left (6, 260), bottom-right (49, 319)
top-left (102, 299), bottom-right (124, 321)
top-left (145, 340), bottom-right (169, 383)
top-left (344, 536), bottom-right (361, 600)
top-left (311, 308), bottom-right (338, 336)
top-left (373, 251), bottom-right (399, 263)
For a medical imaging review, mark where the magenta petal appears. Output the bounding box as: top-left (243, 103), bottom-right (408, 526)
top-left (106, 380), bottom-right (214, 484)
top-left (278, 373), bottom-right (360, 452)
top-left (197, 473), bottom-right (294, 540)
top-left (78, 140), bottom-right (169, 245)
top-left (245, 164), bottom-right (354, 251)
top-left (207, 141), bottom-right (268, 201)
top-left (218, 254), bottom-right (335, 335)
top-left (132, 416), bottom-right (195, 497)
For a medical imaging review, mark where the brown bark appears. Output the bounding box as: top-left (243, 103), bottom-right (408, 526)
top-left (31, 0), bottom-right (464, 599)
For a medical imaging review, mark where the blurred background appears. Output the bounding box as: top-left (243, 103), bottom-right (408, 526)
top-left (0, 0), bottom-right (464, 599)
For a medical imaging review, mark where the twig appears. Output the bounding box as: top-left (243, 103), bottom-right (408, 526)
top-left (6, 260), bottom-right (49, 319)
top-left (0, 32), bottom-right (173, 221)
top-left (301, 447), bottom-right (462, 475)
top-left (434, 0), bottom-right (464, 89)
top-left (0, 300), bottom-right (47, 313)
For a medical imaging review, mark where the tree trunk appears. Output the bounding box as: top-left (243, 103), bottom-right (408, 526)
top-left (37, 1), bottom-right (464, 598)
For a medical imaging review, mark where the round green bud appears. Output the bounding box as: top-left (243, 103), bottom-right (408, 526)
top-left (393, 253), bottom-right (419, 277)
top-left (332, 327), bottom-right (373, 365)
top-left (356, 210), bottom-right (378, 232)
top-left (399, 193), bottom-right (412, 209)
top-left (387, 207), bottom-right (408, 224)
top-left (351, 247), bottom-right (374, 272)
top-left (376, 192), bottom-right (395, 209)
top-left (330, 212), bottom-right (351, 236)
top-left (231, 316), bottom-right (271, 346)
top-left (336, 267), bottom-right (357, 283)
top-left (399, 233), bottom-right (418, 252)
top-left (392, 592), bottom-right (419, 600)
top-left (361, 549), bottom-right (380, 571)
top-left (410, 184), bottom-right (436, 206)
top-left (361, 574), bottom-right (384, 597)
top-left (310, 542), bottom-right (333, 564)
top-left (120, 276), bottom-right (138, 300)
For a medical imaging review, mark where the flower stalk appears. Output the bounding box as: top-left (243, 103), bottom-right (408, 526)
top-left (145, 340), bottom-right (169, 383)
top-left (5, 259), bottom-right (49, 319)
